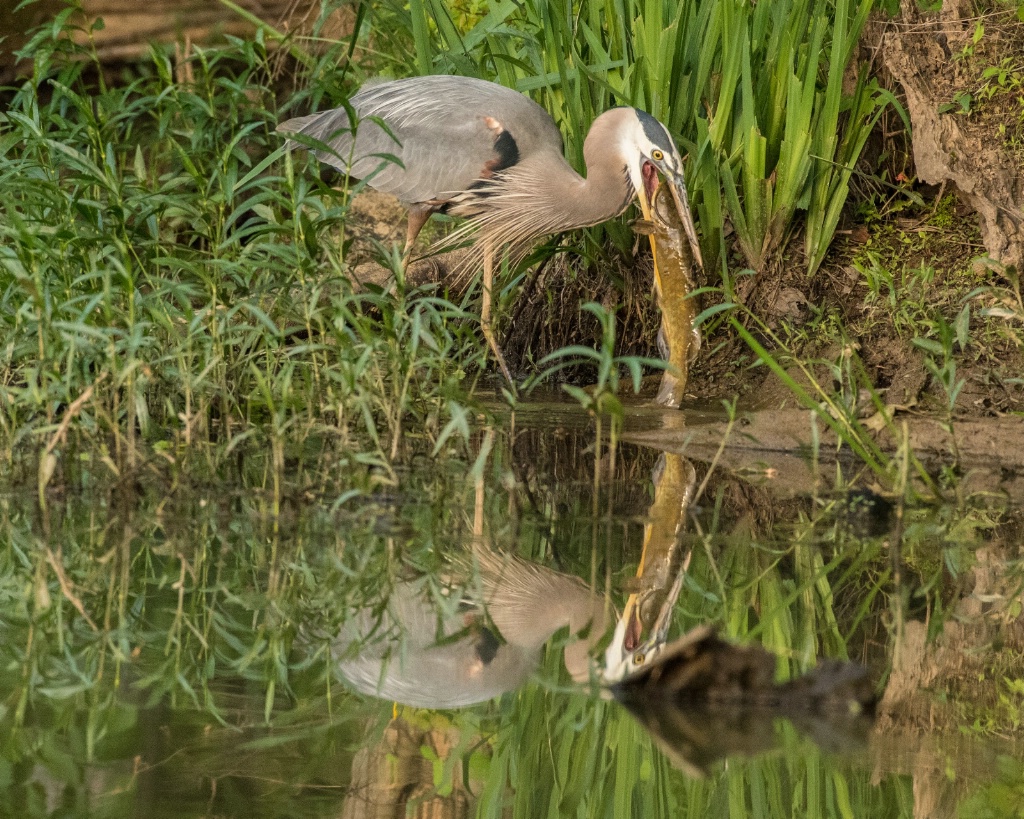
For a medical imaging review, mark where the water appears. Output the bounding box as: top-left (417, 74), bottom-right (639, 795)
top-left (2, 399), bottom-right (1022, 818)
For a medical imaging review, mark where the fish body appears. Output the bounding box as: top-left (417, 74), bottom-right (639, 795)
top-left (647, 183), bottom-right (701, 407)
top-left (625, 454), bottom-right (696, 646)
top-left (604, 453), bottom-right (696, 682)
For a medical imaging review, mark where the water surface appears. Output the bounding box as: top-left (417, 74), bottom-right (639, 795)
top-left (2, 399), bottom-right (1022, 818)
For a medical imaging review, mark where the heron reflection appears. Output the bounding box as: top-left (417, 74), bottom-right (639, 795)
top-left (334, 450), bottom-right (875, 780)
top-left (335, 452), bottom-right (696, 707)
top-left (335, 546), bottom-right (612, 709)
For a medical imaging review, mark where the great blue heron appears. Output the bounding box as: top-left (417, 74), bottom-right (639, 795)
top-left (278, 75), bottom-right (703, 383)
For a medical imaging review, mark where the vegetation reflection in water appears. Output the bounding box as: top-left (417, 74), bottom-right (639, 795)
top-left (1, 408), bottom-right (1023, 817)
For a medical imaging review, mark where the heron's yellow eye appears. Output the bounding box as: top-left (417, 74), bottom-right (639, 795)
top-left (633, 652), bottom-right (645, 665)
top-left (651, 150), bottom-right (664, 161)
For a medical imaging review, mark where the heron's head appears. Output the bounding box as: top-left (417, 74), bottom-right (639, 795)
top-left (602, 568), bottom-right (684, 683)
top-left (595, 108), bottom-right (704, 270)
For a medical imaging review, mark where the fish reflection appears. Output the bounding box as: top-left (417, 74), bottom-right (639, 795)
top-left (605, 453), bottom-right (696, 681)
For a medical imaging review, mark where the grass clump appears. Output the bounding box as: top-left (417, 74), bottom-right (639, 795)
top-left (0, 12), bottom-right (481, 483)
top-left (0, 0), bottom-right (905, 467)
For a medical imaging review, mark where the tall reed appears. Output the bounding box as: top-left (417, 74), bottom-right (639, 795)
top-left (366, 0), bottom-right (888, 277)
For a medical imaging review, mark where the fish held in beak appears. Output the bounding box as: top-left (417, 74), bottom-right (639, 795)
top-left (665, 173), bottom-right (703, 274)
top-left (643, 182), bottom-right (702, 407)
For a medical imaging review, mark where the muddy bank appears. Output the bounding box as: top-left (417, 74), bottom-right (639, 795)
top-left (647, 407), bottom-right (1024, 467)
top-left (621, 403), bottom-right (1024, 502)
top-left (343, 182), bottom-right (1023, 423)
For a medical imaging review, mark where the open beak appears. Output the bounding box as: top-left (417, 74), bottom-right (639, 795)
top-left (637, 162), bottom-right (704, 274)
top-left (666, 171), bottom-right (704, 273)
top-left (637, 161), bottom-right (658, 223)
top-left (604, 565), bottom-right (688, 683)
top-left (630, 567), bottom-right (686, 652)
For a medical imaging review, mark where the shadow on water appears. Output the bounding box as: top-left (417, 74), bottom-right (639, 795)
top-left (1, 397), bottom-right (1023, 817)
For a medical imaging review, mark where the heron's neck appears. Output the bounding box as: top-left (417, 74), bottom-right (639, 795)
top-left (445, 114), bottom-right (636, 247)
top-left (480, 553), bottom-right (609, 648)
top-left (570, 129), bottom-right (635, 228)
top-left (475, 549), bottom-right (611, 683)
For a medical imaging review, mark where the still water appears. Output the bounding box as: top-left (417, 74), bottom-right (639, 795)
top-left (1, 400), bottom-right (1022, 817)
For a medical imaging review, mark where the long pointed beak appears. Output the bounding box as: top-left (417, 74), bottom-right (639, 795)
top-left (603, 563), bottom-right (689, 683)
top-left (666, 171), bottom-right (704, 273)
top-left (637, 184), bottom-right (655, 223)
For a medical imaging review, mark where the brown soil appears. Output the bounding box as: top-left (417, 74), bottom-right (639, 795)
top-left (876, 0), bottom-right (1024, 270)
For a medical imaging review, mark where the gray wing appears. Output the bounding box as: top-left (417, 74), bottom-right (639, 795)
top-left (277, 75), bottom-right (564, 205)
top-left (334, 581), bottom-right (539, 708)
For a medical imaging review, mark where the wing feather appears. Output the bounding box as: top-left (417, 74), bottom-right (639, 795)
top-left (278, 76), bottom-right (564, 205)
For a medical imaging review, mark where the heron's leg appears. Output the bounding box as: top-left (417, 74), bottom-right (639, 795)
top-left (402, 207), bottom-right (432, 270)
top-left (481, 238), bottom-right (514, 386)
